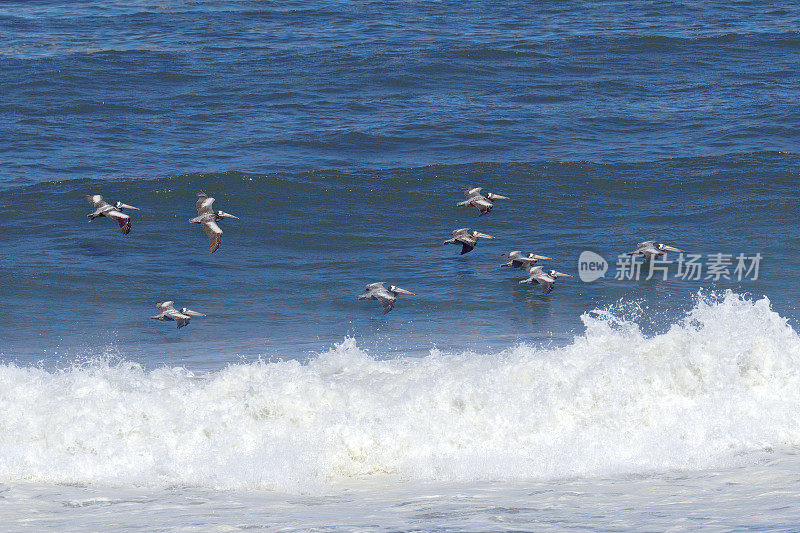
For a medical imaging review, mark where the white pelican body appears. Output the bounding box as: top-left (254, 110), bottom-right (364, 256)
top-left (502, 250), bottom-right (551, 268)
top-left (444, 228), bottom-right (495, 254)
top-left (150, 301), bottom-right (206, 328)
top-left (358, 282), bottom-right (415, 314)
top-left (84, 194), bottom-right (140, 235)
top-left (520, 265), bottom-right (572, 294)
top-left (627, 240), bottom-right (685, 262)
top-left (190, 192), bottom-right (239, 253)
top-left (456, 187), bottom-right (509, 216)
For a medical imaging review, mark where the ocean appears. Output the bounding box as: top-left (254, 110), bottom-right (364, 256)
top-left (2, 0), bottom-right (800, 530)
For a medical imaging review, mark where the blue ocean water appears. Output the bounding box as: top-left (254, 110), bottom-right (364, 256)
top-left (3, 158), bottom-right (800, 366)
top-left (2, 1), bottom-right (800, 187)
top-left (2, 0), bottom-right (800, 529)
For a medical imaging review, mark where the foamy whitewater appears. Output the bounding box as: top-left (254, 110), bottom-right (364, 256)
top-left (2, 292), bottom-right (796, 498)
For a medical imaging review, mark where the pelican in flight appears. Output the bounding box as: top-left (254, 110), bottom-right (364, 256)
top-left (626, 241), bottom-right (685, 262)
top-left (502, 250), bottom-right (551, 268)
top-left (150, 301), bottom-right (206, 328)
top-left (444, 228), bottom-right (495, 255)
top-left (457, 187), bottom-right (509, 216)
top-left (358, 282), bottom-right (415, 314)
top-left (84, 194), bottom-right (140, 235)
top-left (190, 192), bottom-right (239, 253)
top-left (520, 265), bottom-right (572, 294)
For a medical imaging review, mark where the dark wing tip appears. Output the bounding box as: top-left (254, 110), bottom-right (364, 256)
top-left (460, 243), bottom-right (474, 254)
top-left (209, 234), bottom-right (221, 253)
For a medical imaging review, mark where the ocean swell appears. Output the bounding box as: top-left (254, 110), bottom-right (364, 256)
top-left (0, 291), bottom-right (798, 493)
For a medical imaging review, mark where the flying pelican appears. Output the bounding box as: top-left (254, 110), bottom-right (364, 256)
top-left (190, 192), bottom-right (239, 253)
top-left (83, 194), bottom-right (140, 235)
top-left (444, 228), bottom-right (495, 255)
top-left (358, 282), bottom-right (415, 314)
top-left (520, 265), bottom-right (572, 294)
top-left (150, 301), bottom-right (206, 328)
top-left (457, 187), bottom-right (509, 216)
top-left (626, 241), bottom-right (685, 262)
top-left (501, 250), bottom-right (551, 268)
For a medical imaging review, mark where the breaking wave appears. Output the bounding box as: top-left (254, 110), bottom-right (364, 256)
top-left (1, 291), bottom-right (798, 493)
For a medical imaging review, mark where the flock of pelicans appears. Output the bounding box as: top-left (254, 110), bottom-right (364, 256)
top-left (83, 186), bottom-right (685, 324)
top-left (85, 191), bottom-right (239, 328)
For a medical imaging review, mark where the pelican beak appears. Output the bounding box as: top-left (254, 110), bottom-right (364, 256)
top-left (492, 195), bottom-right (509, 200)
top-left (119, 203), bottom-right (140, 210)
top-left (184, 309), bottom-right (206, 317)
top-left (533, 255), bottom-right (552, 260)
top-left (474, 233), bottom-right (495, 239)
top-left (394, 287), bottom-right (415, 295)
top-left (554, 272), bottom-right (573, 277)
top-left (221, 212), bottom-right (239, 219)
top-left (662, 245), bottom-right (685, 253)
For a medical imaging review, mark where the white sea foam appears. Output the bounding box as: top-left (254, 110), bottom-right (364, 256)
top-left (1, 291), bottom-right (799, 493)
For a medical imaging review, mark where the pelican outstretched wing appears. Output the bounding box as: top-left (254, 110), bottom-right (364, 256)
top-left (105, 209), bottom-right (131, 235)
top-left (530, 270), bottom-right (556, 294)
top-left (84, 194), bottom-right (109, 210)
top-left (538, 280), bottom-right (554, 294)
top-left (377, 294), bottom-right (396, 313)
top-left (196, 192), bottom-right (215, 216)
top-left (472, 197), bottom-right (493, 215)
top-left (202, 219), bottom-right (223, 253)
top-left (156, 301), bottom-right (176, 311)
top-left (369, 288), bottom-right (396, 313)
top-left (456, 232), bottom-right (478, 248)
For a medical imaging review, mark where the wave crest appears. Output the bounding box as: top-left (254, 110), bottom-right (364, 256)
top-left (0, 291), bottom-right (798, 492)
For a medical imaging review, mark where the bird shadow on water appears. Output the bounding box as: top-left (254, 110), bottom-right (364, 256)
top-left (512, 283), bottom-right (557, 306)
top-left (452, 257), bottom-right (495, 280)
top-left (186, 259), bottom-right (216, 268)
top-left (74, 239), bottom-right (117, 257)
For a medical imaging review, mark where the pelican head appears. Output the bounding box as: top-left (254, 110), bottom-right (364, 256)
top-left (216, 210), bottom-right (239, 219)
top-left (389, 285), bottom-right (415, 295)
top-left (657, 243), bottom-right (685, 253)
top-left (179, 308), bottom-right (206, 317)
top-left (473, 231), bottom-right (494, 239)
top-left (114, 201), bottom-right (140, 211)
top-left (548, 270), bottom-right (573, 278)
top-left (486, 193), bottom-right (509, 201)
